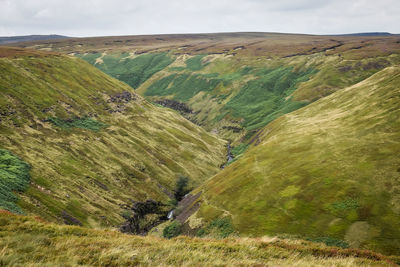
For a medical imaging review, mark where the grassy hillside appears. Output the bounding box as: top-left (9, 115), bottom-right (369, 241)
top-left (0, 47), bottom-right (225, 227)
top-left (190, 66), bottom-right (400, 255)
top-left (1, 211), bottom-right (398, 266)
top-left (69, 36), bottom-right (399, 143)
top-left (80, 52), bottom-right (174, 88)
top-left (13, 33), bottom-right (400, 143)
top-left (84, 52), bottom-right (399, 142)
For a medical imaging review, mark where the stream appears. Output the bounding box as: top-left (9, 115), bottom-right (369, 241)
top-left (221, 142), bottom-right (234, 169)
top-left (121, 141), bottom-right (235, 235)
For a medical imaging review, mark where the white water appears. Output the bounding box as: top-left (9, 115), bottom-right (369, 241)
top-left (167, 210), bottom-right (174, 220)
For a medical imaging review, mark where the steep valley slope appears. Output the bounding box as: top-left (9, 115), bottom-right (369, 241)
top-left (0, 47), bottom-right (225, 227)
top-left (191, 66), bottom-right (400, 255)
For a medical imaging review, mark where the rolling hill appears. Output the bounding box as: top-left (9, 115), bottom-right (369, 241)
top-left (0, 35), bottom-right (69, 45)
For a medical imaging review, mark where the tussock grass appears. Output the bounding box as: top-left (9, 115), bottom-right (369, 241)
top-left (0, 211), bottom-right (397, 266)
top-left (0, 150), bottom-right (30, 214)
top-left (47, 117), bottom-right (106, 131)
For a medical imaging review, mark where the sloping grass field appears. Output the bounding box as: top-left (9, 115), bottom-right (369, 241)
top-left (195, 66), bottom-right (400, 255)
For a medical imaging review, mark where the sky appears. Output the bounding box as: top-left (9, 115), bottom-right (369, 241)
top-left (0, 0), bottom-right (399, 37)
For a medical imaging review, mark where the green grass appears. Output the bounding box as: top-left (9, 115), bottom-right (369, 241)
top-left (196, 66), bottom-right (400, 255)
top-left (163, 221), bottom-right (182, 238)
top-left (0, 149), bottom-right (30, 214)
top-left (231, 144), bottom-right (249, 158)
top-left (185, 54), bottom-right (208, 71)
top-left (224, 67), bottom-right (315, 130)
top-left (80, 52), bottom-right (174, 88)
top-left (77, 52), bottom-right (99, 65)
top-left (196, 217), bottom-right (235, 238)
top-left (328, 199), bottom-right (360, 217)
top-left (145, 73), bottom-right (223, 101)
top-left (47, 117), bottom-right (106, 131)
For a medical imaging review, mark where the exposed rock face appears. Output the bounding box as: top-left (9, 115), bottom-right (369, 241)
top-left (108, 91), bottom-right (135, 103)
top-left (119, 200), bottom-right (168, 235)
top-left (92, 179), bottom-right (109, 191)
top-left (175, 192), bottom-right (202, 223)
top-left (106, 91), bottom-right (137, 113)
top-left (155, 99), bottom-right (193, 114)
top-left (222, 125), bottom-right (242, 133)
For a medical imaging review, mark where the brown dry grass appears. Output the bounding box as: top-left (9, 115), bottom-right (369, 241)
top-left (1, 211), bottom-right (398, 266)
top-left (6, 32), bottom-right (400, 59)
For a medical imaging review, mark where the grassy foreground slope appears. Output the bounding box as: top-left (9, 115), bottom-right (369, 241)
top-left (1, 211), bottom-right (398, 266)
top-left (0, 47), bottom-right (225, 227)
top-left (194, 66), bottom-right (400, 255)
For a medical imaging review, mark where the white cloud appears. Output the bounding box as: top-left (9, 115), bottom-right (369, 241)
top-left (0, 0), bottom-right (398, 36)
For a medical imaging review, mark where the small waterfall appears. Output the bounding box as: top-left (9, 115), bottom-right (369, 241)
top-left (167, 210), bottom-right (174, 220)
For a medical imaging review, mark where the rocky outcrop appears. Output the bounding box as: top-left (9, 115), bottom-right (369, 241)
top-left (61, 210), bottom-right (82, 226)
top-left (105, 91), bottom-right (137, 113)
top-left (174, 192), bottom-right (202, 223)
top-left (222, 125), bottom-right (242, 133)
top-left (108, 91), bottom-right (136, 103)
top-left (155, 99), bottom-right (193, 114)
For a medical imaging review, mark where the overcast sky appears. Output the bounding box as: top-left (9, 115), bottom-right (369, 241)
top-left (0, 0), bottom-right (399, 37)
